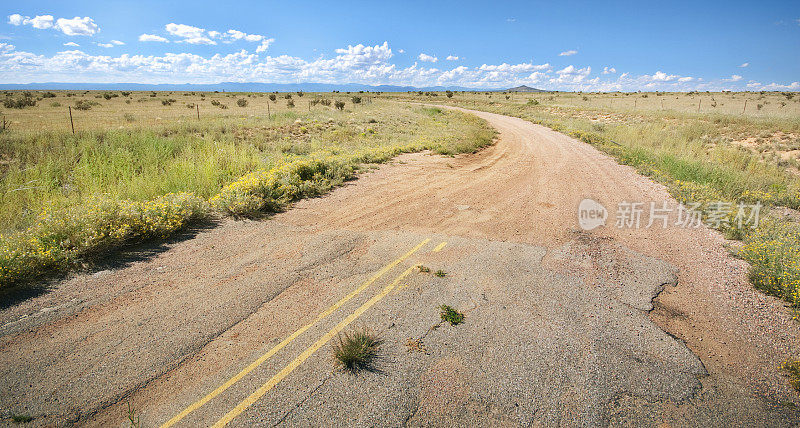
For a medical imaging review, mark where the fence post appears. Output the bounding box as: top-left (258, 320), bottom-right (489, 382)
top-left (196, 104), bottom-right (200, 120)
top-left (742, 99), bottom-right (747, 114)
top-left (68, 106), bottom-right (74, 134)
top-left (267, 102), bottom-right (270, 119)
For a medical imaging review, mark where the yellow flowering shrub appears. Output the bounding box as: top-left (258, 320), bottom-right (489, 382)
top-left (740, 218), bottom-right (800, 307)
top-left (0, 193), bottom-right (206, 288)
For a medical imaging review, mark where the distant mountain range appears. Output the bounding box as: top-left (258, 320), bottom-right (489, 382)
top-left (506, 85), bottom-right (546, 92)
top-left (0, 82), bottom-right (547, 93)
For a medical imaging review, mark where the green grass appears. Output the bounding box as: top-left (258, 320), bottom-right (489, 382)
top-left (439, 304), bottom-right (464, 326)
top-left (0, 99), bottom-right (495, 290)
top-left (331, 327), bottom-right (383, 372)
top-left (434, 269), bottom-right (447, 278)
top-left (11, 414), bottom-right (33, 423)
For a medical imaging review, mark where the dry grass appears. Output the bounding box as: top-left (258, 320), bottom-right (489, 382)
top-left (0, 91), bottom-right (495, 289)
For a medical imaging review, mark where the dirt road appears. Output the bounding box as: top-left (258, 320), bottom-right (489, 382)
top-left (1, 107), bottom-right (798, 426)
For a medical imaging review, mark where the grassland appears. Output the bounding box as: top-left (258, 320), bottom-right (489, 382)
top-left (384, 91), bottom-right (800, 313)
top-left (0, 91), bottom-right (494, 290)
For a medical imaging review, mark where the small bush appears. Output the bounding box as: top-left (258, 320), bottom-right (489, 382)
top-left (236, 98), bottom-right (248, 107)
top-left (434, 269), bottom-right (446, 277)
top-left (335, 100), bottom-right (345, 111)
top-left (121, 91), bottom-right (131, 97)
top-left (320, 99), bottom-right (331, 107)
top-left (161, 98), bottom-right (176, 106)
top-left (296, 91), bottom-right (304, 97)
top-left (418, 265), bottom-right (430, 273)
top-left (42, 91), bottom-right (56, 98)
top-left (446, 90), bottom-right (454, 98)
top-left (332, 327), bottom-right (382, 372)
top-left (123, 113), bottom-right (136, 123)
top-left (3, 96), bottom-right (37, 109)
top-left (287, 99), bottom-right (295, 108)
top-left (284, 94), bottom-right (292, 100)
top-left (50, 101), bottom-right (61, 107)
top-left (351, 96), bottom-right (362, 104)
top-left (268, 94), bottom-right (276, 102)
top-left (439, 305), bottom-right (464, 326)
top-left (73, 100), bottom-right (97, 111)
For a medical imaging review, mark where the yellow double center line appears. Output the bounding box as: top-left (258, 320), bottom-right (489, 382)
top-left (161, 238), bottom-right (430, 428)
top-left (213, 264), bottom-right (418, 427)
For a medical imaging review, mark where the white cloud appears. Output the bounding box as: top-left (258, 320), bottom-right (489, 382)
top-left (256, 38), bottom-right (274, 53)
top-left (165, 23), bottom-right (206, 40)
top-left (398, 49), bottom-right (405, 54)
top-left (651, 70), bottom-right (678, 81)
top-left (28, 15), bottom-right (55, 29)
top-left (164, 23), bottom-right (274, 49)
top-left (7, 14), bottom-right (54, 29)
top-left (8, 14), bottom-right (99, 35)
top-left (738, 62), bottom-right (749, 68)
top-left (0, 40), bottom-right (788, 92)
top-left (110, 40), bottom-right (124, 45)
top-left (446, 55), bottom-right (459, 61)
top-left (551, 65), bottom-right (591, 84)
top-left (7, 14), bottom-right (25, 26)
top-left (418, 53), bottom-right (438, 62)
top-left (139, 34), bottom-right (169, 43)
top-left (602, 66), bottom-right (616, 74)
top-left (726, 74), bottom-right (742, 81)
top-left (95, 42), bottom-right (114, 48)
top-left (63, 41), bottom-right (79, 47)
top-left (559, 50), bottom-right (577, 56)
top-left (55, 16), bottom-right (99, 36)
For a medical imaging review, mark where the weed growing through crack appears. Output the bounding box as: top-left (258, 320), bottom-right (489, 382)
top-left (332, 327), bottom-right (383, 372)
top-left (11, 414), bottom-right (33, 424)
top-left (405, 337), bottom-right (428, 354)
top-left (439, 305), bottom-right (464, 326)
top-left (434, 269), bottom-right (447, 277)
top-left (126, 401), bottom-right (140, 428)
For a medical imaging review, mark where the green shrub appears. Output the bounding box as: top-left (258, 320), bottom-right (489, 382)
top-left (439, 305), bottom-right (464, 326)
top-left (236, 98), bottom-right (248, 107)
top-left (332, 327), bottom-right (382, 372)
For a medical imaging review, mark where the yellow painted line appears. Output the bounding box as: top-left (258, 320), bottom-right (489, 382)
top-left (433, 242), bottom-right (447, 252)
top-left (213, 265), bottom-right (417, 427)
top-left (160, 239), bottom-right (429, 428)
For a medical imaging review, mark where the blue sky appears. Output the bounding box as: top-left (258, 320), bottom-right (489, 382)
top-left (0, 0), bottom-right (798, 90)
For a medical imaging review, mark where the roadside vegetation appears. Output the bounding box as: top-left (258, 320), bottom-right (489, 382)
top-left (0, 92), bottom-right (494, 290)
top-left (388, 91), bottom-right (800, 314)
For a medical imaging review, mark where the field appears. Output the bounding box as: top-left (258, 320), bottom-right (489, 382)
top-left (0, 91), bottom-right (495, 289)
top-left (383, 90), bottom-right (800, 312)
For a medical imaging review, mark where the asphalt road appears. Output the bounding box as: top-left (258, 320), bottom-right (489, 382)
top-left (1, 107), bottom-right (798, 426)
